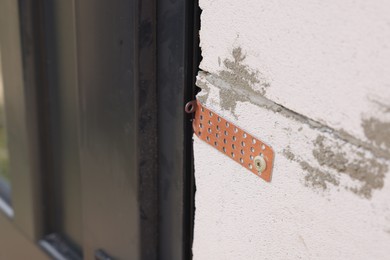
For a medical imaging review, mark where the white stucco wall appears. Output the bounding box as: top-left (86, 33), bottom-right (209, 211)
top-left (193, 1), bottom-right (390, 259)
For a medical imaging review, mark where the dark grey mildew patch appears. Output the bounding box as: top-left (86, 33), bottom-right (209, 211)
top-left (314, 135), bottom-right (388, 198)
top-left (283, 148), bottom-right (295, 161)
top-left (283, 148), bottom-right (340, 192)
top-left (198, 67), bottom-right (390, 163)
top-left (197, 48), bottom-right (390, 195)
top-left (219, 47), bottom-right (269, 95)
top-left (313, 136), bottom-right (349, 172)
top-left (361, 98), bottom-right (390, 151)
top-left (283, 135), bottom-right (389, 199)
top-left (195, 47), bottom-right (270, 118)
top-left (300, 161), bottom-right (340, 190)
top-left (218, 47), bottom-right (269, 117)
top-left (362, 118), bottom-right (390, 150)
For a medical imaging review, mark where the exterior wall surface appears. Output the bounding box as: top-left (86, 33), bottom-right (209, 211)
top-left (193, 1), bottom-right (390, 259)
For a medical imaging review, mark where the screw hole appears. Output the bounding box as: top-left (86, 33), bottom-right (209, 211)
top-left (250, 155), bottom-right (254, 160)
top-left (234, 127), bottom-right (238, 133)
top-left (209, 111), bottom-right (213, 116)
top-left (240, 158), bottom-right (244, 163)
top-left (224, 130), bottom-right (228, 136)
top-left (208, 120), bottom-right (212, 125)
top-left (200, 115), bottom-right (203, 120)
top-left (261, 144), bottom-right (266, 150)
top-left (249, 164), bottom-right (253, 169)
top-left (185, 101), bottom-right (196, 113)
top-left (226, 122), bottom-right (229, 127)
top-left (243, 133), bottom-right (247, 138)
top-left (223, 139), bottom-right (227, 144)
top-left (214, 141), bottom-right (218, 146)
top-left (251, 147), bottom-right (255, 152)
top-left (232, 144), bottom-right (235, 149)
top-left (252, 138), bottom-right (256, 144)
top-left (240, 149), bottom-right (244, 155)
top-left (206, 136), bottom-right (210, 142)
top-left (216, 133), bottom-right (219, 138)
top-left (217, 117), bottom-right (221, 122)
top-left (208, 128), bottom-right (212, 133)
top-left (231, 152), bottom-right (235, 158)
top-left (232, 136), bottom-right (236, 141)
top-left (241, 141), bottom-right (246, 147)
top-left (223, 147), bottom-right (226, 153)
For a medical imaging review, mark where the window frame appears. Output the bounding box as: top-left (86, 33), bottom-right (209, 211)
top-left (0, 0), bottom-right (45, 241)
top-left (0, 0), bottom-right (200, 258)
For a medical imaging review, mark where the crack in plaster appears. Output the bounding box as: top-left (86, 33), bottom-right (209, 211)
top-left (199, 47), bottom-right (270, 118)
top-left (217, 47), bottom-right (269, 118)
top-left (370, 98), bottom-right (390, 113)
top-left (197, 70), bottom-right (390, 162)
top-left (196, 47), bottom-right (390, 199)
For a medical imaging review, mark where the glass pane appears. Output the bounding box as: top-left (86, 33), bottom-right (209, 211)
top-left (0, 50), bottom-right (11, 204)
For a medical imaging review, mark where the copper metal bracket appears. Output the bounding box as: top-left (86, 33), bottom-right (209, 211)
top-left (186, 100), bottom-right (274, 182)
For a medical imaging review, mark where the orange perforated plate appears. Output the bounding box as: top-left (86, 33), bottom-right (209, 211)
top-left (191, 100), bottom-right (274, 182)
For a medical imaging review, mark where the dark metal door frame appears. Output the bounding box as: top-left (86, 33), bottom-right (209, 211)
top-left (157, 0), bottom-right (200, 258)
top-left (75, 0), bottom-right (158, 258)
top-left (0, 0), bottom-right (199, 259)
top-left (75, 0), bottom-right (199, 258)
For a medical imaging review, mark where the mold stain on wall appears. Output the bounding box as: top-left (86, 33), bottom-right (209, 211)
top-left (300, 161), bottom-right (340, 190)
top-left (361, 98), bottom-right (390, 151)
top-left (362, 118), bottom-right (390, 150)
top-left (196, 48), bottom-right (390, 200)
top-left (218, 47), bottom-right (269, 117)
top-left (313, 135), bottom-right (388, 198)
top-left (198, 70), bottom-right (390, 165)
top-left (197, 47), bottom-right (270, 118)
top-left (284, 135), bottom-right (389, 199)
top-left (283, 147), bottom-right (340, 191)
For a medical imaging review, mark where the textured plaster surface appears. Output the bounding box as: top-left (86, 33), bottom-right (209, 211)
top-left (198, 0), bottom-right (390, 152)
top-left (194, 1), bottom-right (390, 259)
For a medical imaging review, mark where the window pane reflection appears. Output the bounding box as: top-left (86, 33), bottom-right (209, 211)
top-left (0, 50), bottom-right (11, 203)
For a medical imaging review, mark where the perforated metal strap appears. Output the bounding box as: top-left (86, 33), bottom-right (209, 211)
top-left (186, 100), bottom-right (275, 182)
